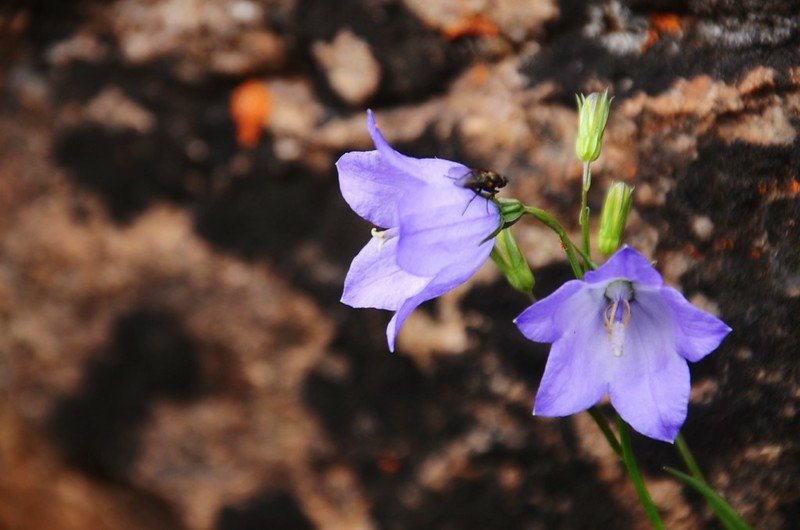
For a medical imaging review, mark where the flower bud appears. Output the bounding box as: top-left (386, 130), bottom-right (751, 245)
top-left (491, 228), bottom-right (534, 295)
top-left (575, 89), bottom-right (611, 162)
top-left (497, 197), bottom-right (525, 227)
top-left (598, 181), bottom-right (633, 257)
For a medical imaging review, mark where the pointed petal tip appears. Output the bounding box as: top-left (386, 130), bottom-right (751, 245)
top-left (624, 417), bottom-right (680, 443)
top-left (652, 428), bottom-right (679, 444)
top-left (386, 312), bottom-right (399, 353)
top-left (532, 399), bottom-right (552, 417)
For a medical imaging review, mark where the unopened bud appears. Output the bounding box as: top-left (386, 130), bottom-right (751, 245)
top-left (497, 197), bottom-right (525, 227)
top-left (481, 198), bottom-right (525, 244)
top-left (490, 228), bottom-right (534, 295)
top-left (598, 181), bottom-right (633, 257)
top-left (575, 89), bottom-right (611, 163)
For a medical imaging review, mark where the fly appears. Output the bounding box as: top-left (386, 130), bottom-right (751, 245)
top-left (459, 168), bottom-right (508, 198)
top-left (448, 167), bottom-right (509, 214)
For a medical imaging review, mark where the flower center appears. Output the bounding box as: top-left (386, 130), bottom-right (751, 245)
top-left (371, 227), bottom-right (397, 251)
top-left (603, 280), bottom-right (634, 357)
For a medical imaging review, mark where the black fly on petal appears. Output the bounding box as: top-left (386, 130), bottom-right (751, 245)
top-left (447, 167), bottom-right (509, 214)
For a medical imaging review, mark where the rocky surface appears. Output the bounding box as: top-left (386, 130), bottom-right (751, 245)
top-left (0, 0), bottom-right (798, 529)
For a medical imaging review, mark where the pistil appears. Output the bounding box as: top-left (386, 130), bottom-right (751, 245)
top-left (603, 281), bottom-right (634, 357)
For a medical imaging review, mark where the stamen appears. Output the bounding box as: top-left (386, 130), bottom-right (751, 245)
top-left (370, 227), bottom-right (396, 251)
top-left (604, 298), bottom-right (631, 357)
top-left (603, 280), bottom-right (634, 357)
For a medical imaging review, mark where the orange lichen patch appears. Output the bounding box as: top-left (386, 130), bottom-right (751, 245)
top-left (786, 179), bottom-right (800, 196)
top-left (441, 13), bottom-right (500, 41)
top-left (377, 454), bottom-right (401, 475)
top-left (748, 248), bottom-right (762, 260)
top-left (713, 236), bottom-right (736, 252)
top-left (757, 182), bottom-right (770, 196)
top-left (641, 13), bottom-right (684, 53)
top-left (651, 12), bottom-right (682, 34)
top-left (230, 79), bottom-right (272, 148)
top-left (686, 244), bottom-right (702, 260)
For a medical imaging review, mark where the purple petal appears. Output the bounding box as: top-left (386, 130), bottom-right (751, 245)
top-left (533, 303), bottom-right (610, 416)
top-left (367, 110), bottom-right (467, 187)
top-left (341, 236), bottom-right (432, 311)
top-left (514, 280), bottom-right (587, 343)
top-left (337, 112), bottom-right (472, 227)
top-left (608, 290), bottom-right (689, 442)
top-left (386, 251), bottom-right (484, 352)
top-left (395, 184), bottom-right (499, 277)
top-left (661, 286), bottom-right (731, 362)
top-left (584, 247), bottom-right (663, 287)
top-left (336, 150), bottom-right (424, 228)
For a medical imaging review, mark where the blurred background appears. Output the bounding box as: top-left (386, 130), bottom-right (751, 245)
top-left (0, 1), bottom-right (798, 529)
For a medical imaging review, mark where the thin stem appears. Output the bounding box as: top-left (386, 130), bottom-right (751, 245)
top-left (574, 244), bottom-right (598, 271)
top-left (618, 417), bottom-right (665, 530)
top-left (579, 161), bottom-right (591, 258)
top-left (523, 206), bottom-right (584, 278)
top-left (587, 407), bottom-right (622, 456)
top-left (675, 433), bottom-right (706, 484)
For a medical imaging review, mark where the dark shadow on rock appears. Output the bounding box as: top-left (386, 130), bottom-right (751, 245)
top-left (292, 0), bottom-right (472, 108)
top-left (524, 0), bottom-right (800, 103)
top-left (635, 136), bottom-right (800, 507)
top-left (56, 124), bottom-right (198, 221)
top-left (216, 490), bottom-right (315, 530)
top-left (194, 152), bottom-right (367, 306)
top-left (8, 0), bottom-right (107, 51)
top-left (304, 307), bottom-right (635, 529)
top-left (53, 57), bottom-right (240, 223)
top-left (391, 445), bottom-right (632, 530)
top-left (461, 262), bottom-right (575, 382)
top-left (48, 309), bottom-right (201, 478)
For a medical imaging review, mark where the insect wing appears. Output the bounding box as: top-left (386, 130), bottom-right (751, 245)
top-left (445, 166), bottom-right (475, 185)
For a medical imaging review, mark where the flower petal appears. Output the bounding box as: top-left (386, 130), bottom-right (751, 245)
top-left (395, 184), bottom-right (499, 277)
top-left (341, 236), bottom-right (432, 311)
top-left (367, 110), bottom-right (467, 187)
top-left (514, 280), bottom-right (586, 343)
top-left (608, 290), bottom-right (688, 442)
top-left (584, 246), bottom-right (663, 287)
top-left (336, 150), bottom-right (424, 228)
top-left (386, 252), bottom-right (484, 352)
top-left (661, 286), bottom-right (731, 362)
top-left (533, 304), bottom-right (610, 416)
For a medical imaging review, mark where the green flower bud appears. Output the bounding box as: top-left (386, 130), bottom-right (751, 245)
top-left (598, 181), bottom-right (634, 257)
top-left (497, 197), bottom-right (525, 227)
top-left (480, 198), bottom-right (525, 244)
top-left (575, 89), bottom-right (612, 163)
top-left (491, 228), bottom-right (534, 295)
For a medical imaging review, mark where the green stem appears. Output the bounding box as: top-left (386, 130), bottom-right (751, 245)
top-left (579, 161), bottom-right (591, 258)
top-left (574, 244), bottom-right (598, 271)
top-left (587, 407), bottom-right (622, 456)
top-left (523, 206), bottom-right (584, 278)
top-left (618, 417), bottom-right (665, 530)
top-left (675, 433), bottom-right (706, 484)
